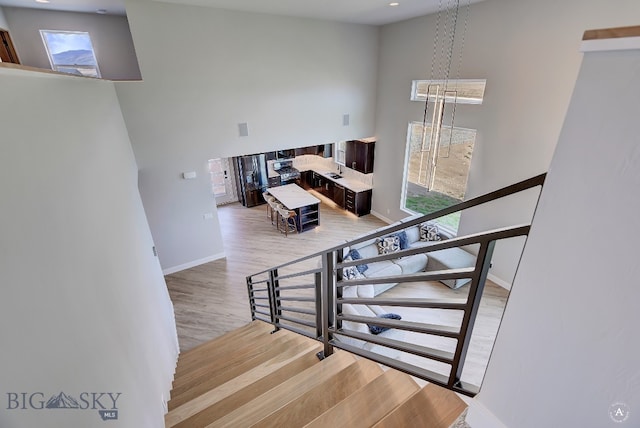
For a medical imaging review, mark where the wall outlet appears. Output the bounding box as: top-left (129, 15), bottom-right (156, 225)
top-left (203, 212), bottom-right (214, 220)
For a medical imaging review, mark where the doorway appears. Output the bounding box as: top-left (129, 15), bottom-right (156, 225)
top-left (0, 30), bottom-right (20, 64)
top-left (208, 158), bottom-right (238, 206)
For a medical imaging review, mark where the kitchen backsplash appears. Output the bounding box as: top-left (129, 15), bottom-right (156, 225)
top-left (292, 155), bottom-right (374, 187)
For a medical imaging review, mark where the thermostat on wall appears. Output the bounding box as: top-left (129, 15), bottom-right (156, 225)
top-left (182, 171), bottom-right (197, 179)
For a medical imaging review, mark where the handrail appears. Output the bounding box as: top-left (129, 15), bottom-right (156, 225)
top-left (245, 173), bottom-right (546, 396)
top-left (248, 173), bottom-right (544, 277)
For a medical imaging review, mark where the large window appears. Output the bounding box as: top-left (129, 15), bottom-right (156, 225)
top-left (402, 79), bottom-right (485, 232)
top-left (403, 122), bottom-right (476, 231)
top-left (40, 30), bottom-right (101, 78)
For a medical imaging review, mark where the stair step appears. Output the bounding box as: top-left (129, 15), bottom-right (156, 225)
top-left (205, 350), bottom-right (358, 428)
top-left (373, 383), bottom-right (468, 428)
top-left (252, 358), bottom-right (385, 428)
top-left (174, 321), bottom-right (273, 376)
top-left (165, 341), bottom-right (321, 427)
top-left (169, 330), bottom-right (310, 409)
top-left (303, 369), bottom-right (420, 428)
top-left (169, 347), bottom-right (320, 427)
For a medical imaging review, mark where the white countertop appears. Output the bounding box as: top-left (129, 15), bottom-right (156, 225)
top-left (307, 169), bottom-right (373, 193)
top-left (267, 184), bottom-right (321, 210)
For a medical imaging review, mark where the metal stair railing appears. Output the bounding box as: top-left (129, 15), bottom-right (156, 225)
top-left (246, 173), bottom-right (545, 396)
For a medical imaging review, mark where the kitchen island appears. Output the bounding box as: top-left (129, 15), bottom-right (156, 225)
top-left (267, 184), bottom-right (321, 232)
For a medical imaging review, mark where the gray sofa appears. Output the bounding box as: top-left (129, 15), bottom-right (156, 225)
top-left (343, 221), bottom-right (476, 294)
top-left (335, 221), bottom-right (477, 354)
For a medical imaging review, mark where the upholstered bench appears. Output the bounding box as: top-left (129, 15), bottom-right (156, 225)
top-left (426, 247), bottom-right (477, 289)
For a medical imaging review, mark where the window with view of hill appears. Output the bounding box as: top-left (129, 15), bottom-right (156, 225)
top-left (40, 30), bottom-right (101, 78)
top-left (402, 79), bottom-right (485, 232)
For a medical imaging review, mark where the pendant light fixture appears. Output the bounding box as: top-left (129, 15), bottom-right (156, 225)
top-left (418, 0), bottom-right (470, 190)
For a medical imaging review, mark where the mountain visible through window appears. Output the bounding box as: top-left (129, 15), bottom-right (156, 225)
top-left (40, 30), bottom-right (101, 78)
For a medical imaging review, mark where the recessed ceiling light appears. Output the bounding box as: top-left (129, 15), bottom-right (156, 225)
top-left (389, 2), bottom-right (400, 6)
top-left (96, 9), bottom-right (107, 14)
top-left (35, 0), bottom-right (50, 3)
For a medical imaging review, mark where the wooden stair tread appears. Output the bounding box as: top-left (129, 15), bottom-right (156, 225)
top-left (373, 383), bottom-right (468, 428)
top-left (169, 346), bottom-right (320, 428)
top-left (165, 322), bottom-right (469, 428)
top-left (303, 369), bottom-right (420, 428)
top-left (252, 358), bottom-right (385, 428)
top-left (169, 331), bottom-right (313, 409)
top-left (204, 350), bottom-right (358, 428)
top-left (166, 341), bottom-right (322, 427)
top-left (174, 321), bottom-right (273, 375)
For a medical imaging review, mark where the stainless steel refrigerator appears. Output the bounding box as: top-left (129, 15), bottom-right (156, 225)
top-left (233, 154), bottom-right (268, 207)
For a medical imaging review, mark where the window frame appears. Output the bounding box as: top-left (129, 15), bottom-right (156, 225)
top-left (401, 78), bottom-right (486, 233)
top-left (40, 29), bottom-right (101, 78)
top-left (411, 79), bottom-right (486, 105)
top-left (400, 121), bottom-right (477, 234)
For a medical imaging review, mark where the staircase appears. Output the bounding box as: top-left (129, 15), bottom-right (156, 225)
top-left (165, 320), bottom-right (468, 427)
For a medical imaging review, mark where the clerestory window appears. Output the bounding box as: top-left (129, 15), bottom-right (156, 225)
top-left (40, 30), bottom-right (101, 78)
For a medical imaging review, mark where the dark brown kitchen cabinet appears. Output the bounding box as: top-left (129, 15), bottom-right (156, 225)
top-left (294, 146), bottom-right (317, 156)
top-left (300, 170), bottom-right (313, 190)
top-left (333, 184), bottom-right (345, 208)
top-left (312, 172), bottom-right (326, 194)
top-left (318, 144), bottom-right (332, 158)
top-left (345, 188), bottom-right (372, 216)
top-left (345, 140), bottom-right (375, 174)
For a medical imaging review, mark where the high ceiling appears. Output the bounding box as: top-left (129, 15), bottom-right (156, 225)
top-left (0, 0), bottom-right (127, 16)
top-left (0, 0), bottom-right (485, 25)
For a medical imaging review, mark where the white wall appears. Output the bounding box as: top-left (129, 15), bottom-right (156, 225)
top-left (117, 0), bottom-right (379, 271)
top-left (3, 7), bottom-right (141, 80)
top-left (478, 46), bottom-right (640, 427)
top-left (0, 7), bottom-right (9, 31)
top-left (0, 68), bottom-right (177, 427)
top-left (374, 0), bottom-right (640, 285)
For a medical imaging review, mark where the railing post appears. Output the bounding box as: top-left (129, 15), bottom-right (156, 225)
top-left (320, 250), bottom-right (335, 358)
top-left (268, 269), bottom-right (281, 332)
top-left (246, 276), bottom-right (256, 320)
top-left (314, 271), bottom-right (323, 340)
top-left (450, 240), bottom-right (495, 387)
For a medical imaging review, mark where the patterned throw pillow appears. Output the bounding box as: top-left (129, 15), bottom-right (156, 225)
top-left (343, 265), bottom-right (362, 280)
top-left (420, 223), bottom-right (441, 242)
top-left (368, 313), bottom-right (402, 335)
top-left (376, 236), bottom-right (400, 254)
top-left (391, 230), bottom-right (410, 250)
top-left (342, 256), bottom-right (365, 280)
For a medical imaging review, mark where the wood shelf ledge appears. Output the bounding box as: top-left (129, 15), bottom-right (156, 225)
top-left (581, 25), bottom-right (640, 53)
top-left (0, 62), bottom-right (142, 82)
top-left (583, 25), bottom-right (640, 41)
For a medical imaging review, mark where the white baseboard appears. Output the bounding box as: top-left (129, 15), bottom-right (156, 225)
top-left (487, 273), bottom-right (512, 290)
top-left (369, 210), bottom-right (393, 224)
top-left (162, 252), bottom-right (226, 275)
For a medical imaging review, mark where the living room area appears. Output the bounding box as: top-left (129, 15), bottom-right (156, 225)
top-left (166, 197), bottom-right (510, 390)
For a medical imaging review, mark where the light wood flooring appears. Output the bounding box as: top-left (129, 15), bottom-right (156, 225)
top-left (165, 198), bottom-right (388, 351)
top-left (165, 197), bottom-right (508, 388)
